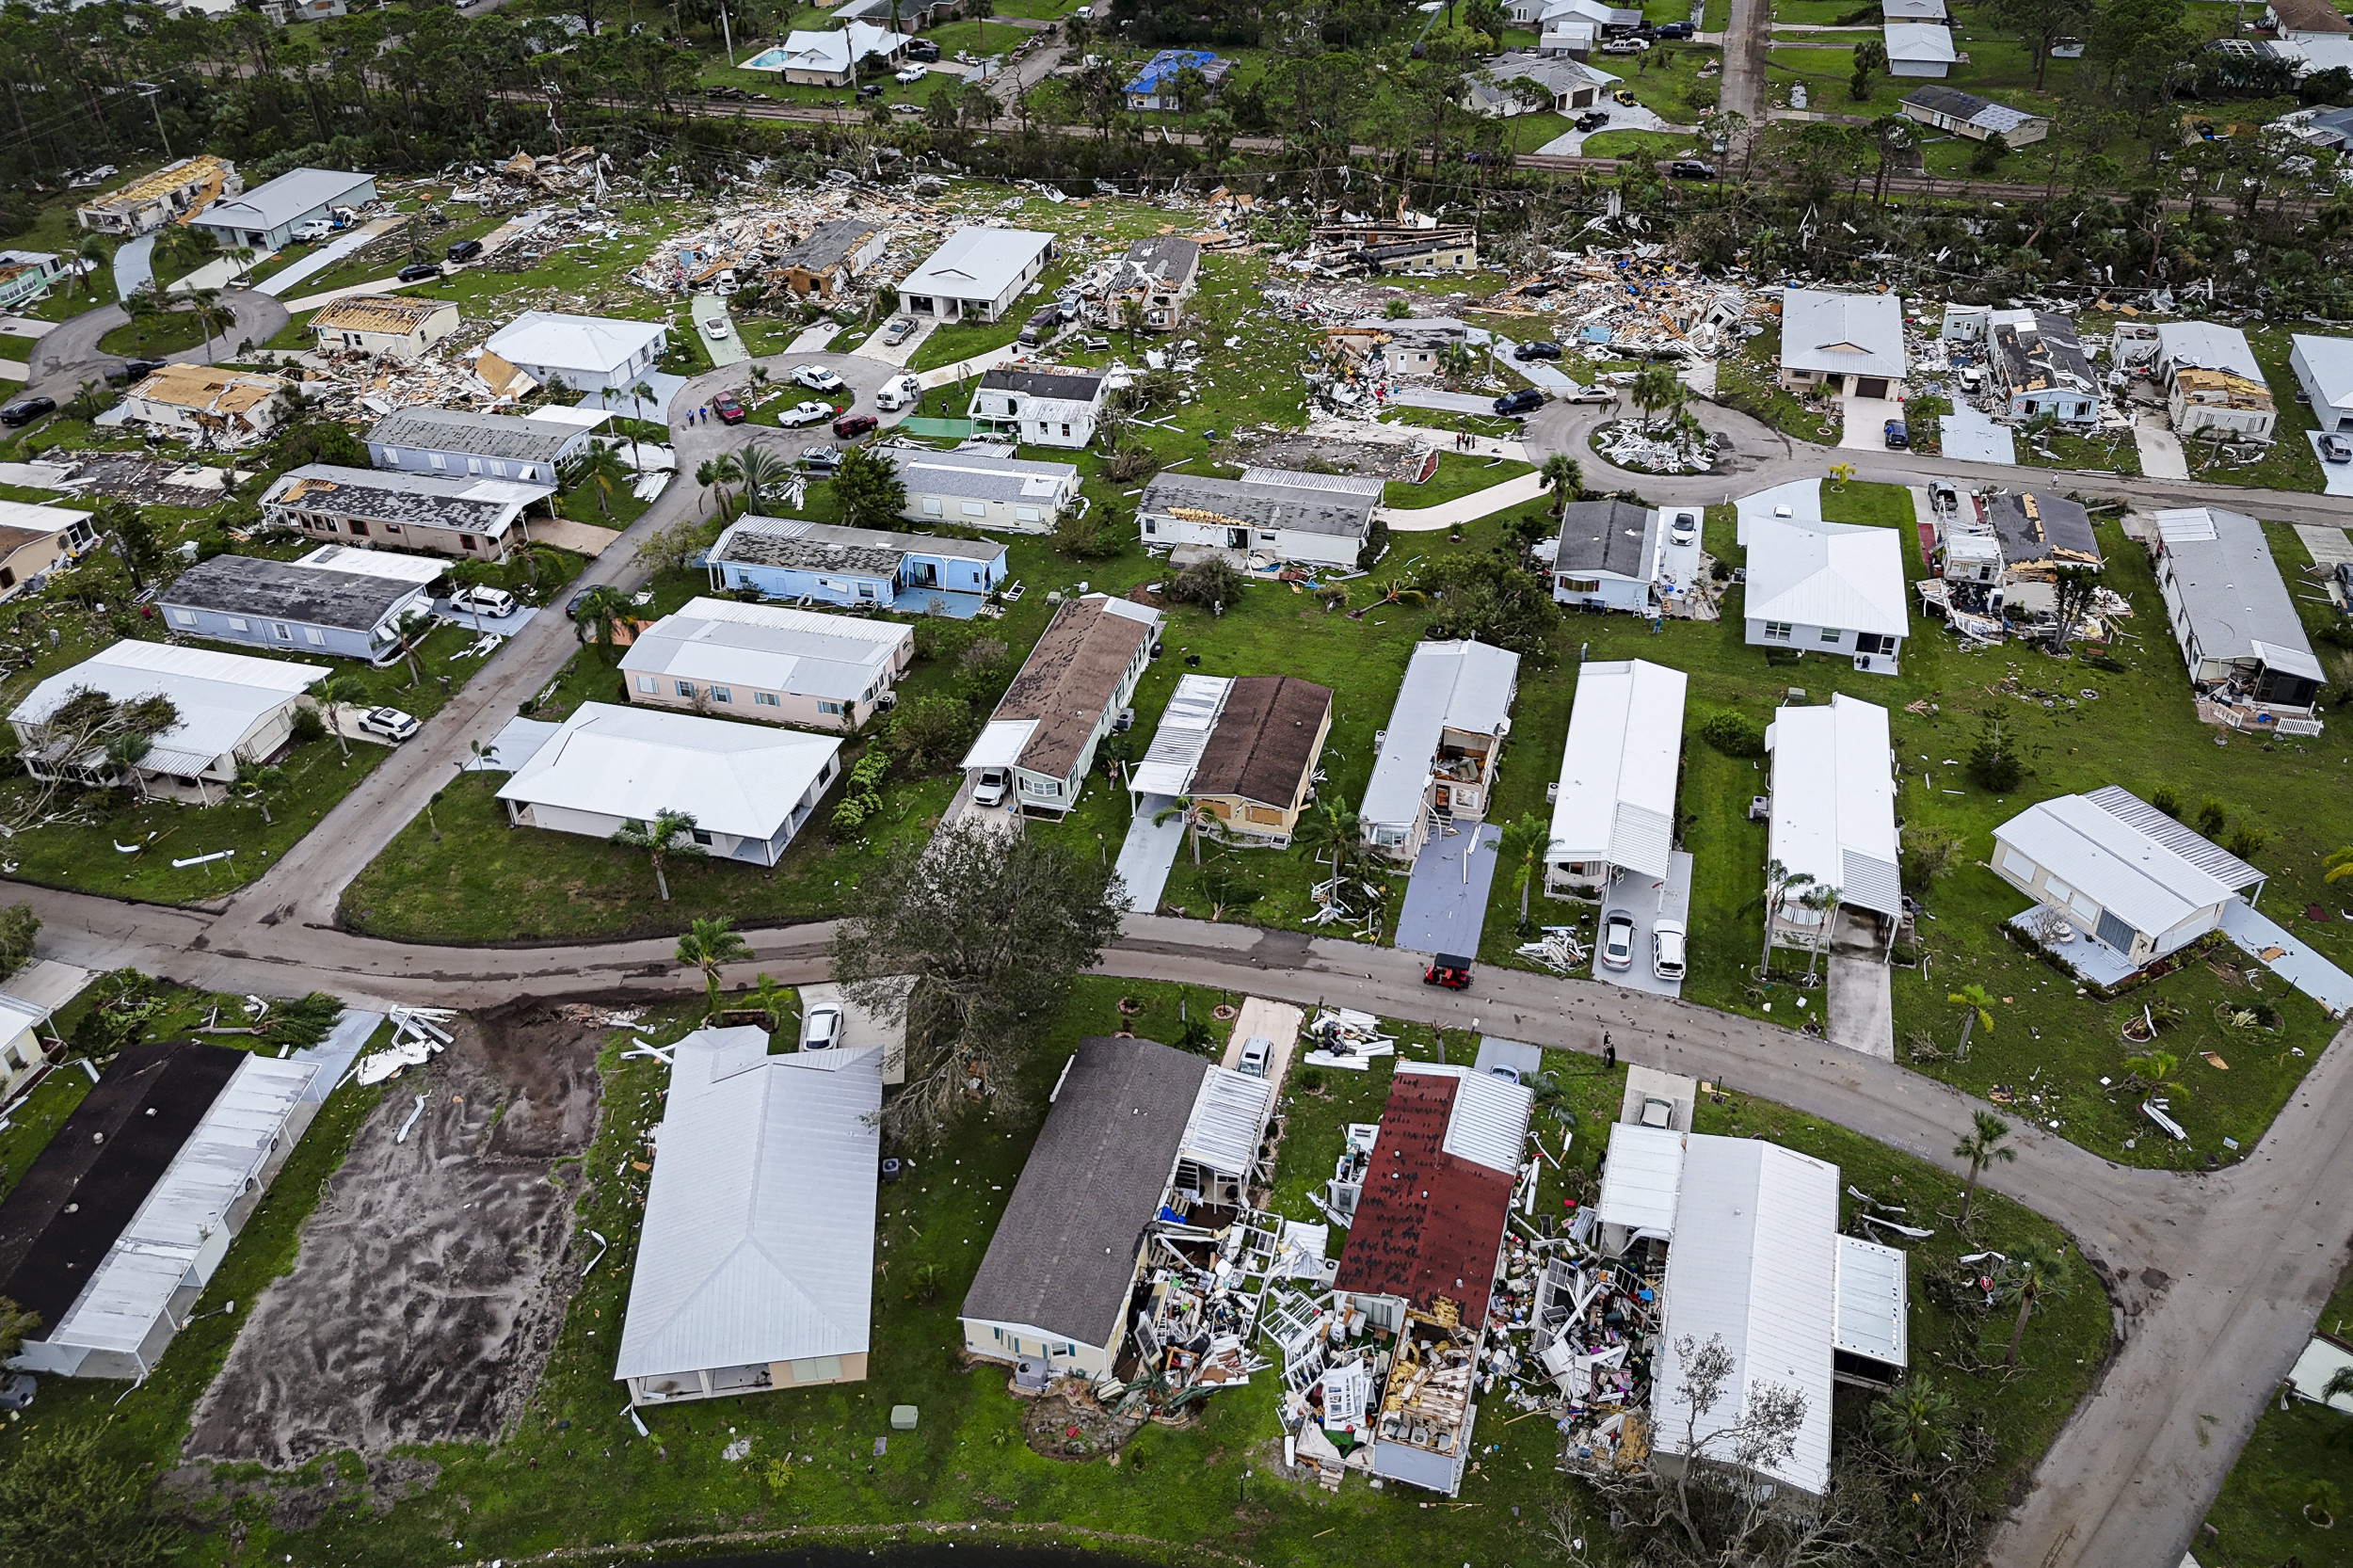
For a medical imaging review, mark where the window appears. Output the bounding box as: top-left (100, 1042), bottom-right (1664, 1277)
top-left (459, 535), bottom-right (476, 551)
top-left (1763, 620), bottom-right (1793, 642)
top-left (690, 829), bottom-right (714, 846)
top-left (1855, 632), bottom-right (1893, 655)
top-left (304, 627), bottom-right (325, 646)
top-left (2043, 875), bottom-right (2074, 906)
top-left (635, 675), bottom-right (658, 693)
top-left (1818, 627), bottom-right (1844, 646)
top-left (754, 691), bottom-right (779, 707)
top-left (466, 457), bottom-right (482, 475)
top-left (818, 700), bottom-right (844, 715)
top-left (1259, 531), bottom-right (1277, 543)
top-left (227, 616), bottom-right (249, 632)
top-left (960, 501), bottom-right (985, 518)
top-left (922, 498), bottom-right (943, 515)
top-left (709, 686), bottom-right (732, 703)
top-left (1559, 575), bottom-right (1601, 595)
top-left (428, 452), bottom-right (446, 471)
top-left (489, 462), bottom-right (507, 478)
top-left (383, 447), bottom-right (402, 463)
top-left (1142, 518), bottom-right (1158, 535)
top-left (856, 584), bottom-right (876, 600)
top-left (676, 680), bottom-right (696, 698)
top-left (1060, 424), bottom-right (1072, 438)
top-left (348, 520), bottom-right (368, 536)
top-left (819, 757), bottom-right (836, 782)
top-left (171, 608), bottom-right (196, 627)
top-left (1016, 505), bottom-right (1041, 523)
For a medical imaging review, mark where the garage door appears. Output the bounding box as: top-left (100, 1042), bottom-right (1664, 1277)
top-left (1855, 377), bottom-right (1889, 399)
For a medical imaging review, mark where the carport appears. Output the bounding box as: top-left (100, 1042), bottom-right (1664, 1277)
top-left (1394, 822), bottom-right (1501, 955)
top-left (1591, 849), bottom-right (1692, 999)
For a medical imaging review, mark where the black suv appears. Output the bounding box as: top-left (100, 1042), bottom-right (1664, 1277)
top-left (1494, 388), bottom-right (1545, 416)
top-left (0, 395), bottom-right (56, 427)
top-left (446, 238), bottom-right (484, 262)
top-left (1669, 159), bottom-right (1719, 180)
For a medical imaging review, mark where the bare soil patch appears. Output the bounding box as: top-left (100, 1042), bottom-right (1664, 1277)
top-left (1019, 1390), bottom-right (1144, 1462)
top-left (184, 1000), bottom-right (603, 1468)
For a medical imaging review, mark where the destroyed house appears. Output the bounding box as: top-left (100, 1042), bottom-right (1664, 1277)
top-left (310, 294), bottom-right (459, 360)
top-left (1136, 467), bottom-right (1381, 570)
top-left (0, 250), bottom-right (63, 312)
top-left (1361, 638), bottom-right (1519, 860)
top-left (1544, 658), bottom-right (1686, 899)
top-left (74, 155), bottom-right (241, 236)
top-left (1897, 84), bottom-right (2051, 145)
top-left (1984, 490), bottom-right (2102, 576)
top-left (967, 367), bottom-right (1109, 449)
top-left (775, 217), bottom-right (889, 298)
top-left (960, 1036), bottom-right (1273, 1381)
top-left (1992, 786), bottom-right (2265, 968)
top-left (1334, 316), bottom-right (1490, 375)
top-left (1128, 673), bottom-right (1335, 846)
top-left (365, 406), bottom-right (594, 484)
top-left (886, 442), bottom-right (1080, 534)
top-left (621, 596), bottom-right (911, 731)
top-left (961, 594), bottom-right (1160, 814)
top-left (120, 365), bottom-right (291, 444)
top-left (704, 516), bottom-right (1007, 611)
top-left (1332, 1063), bottom-right (1532, 1496)
top-left (615, 1026), bottom-right (882, 1405)
top-left (1545, 498), bottom-right (1660, 613)
top-left (1990, 310), bottom-right (2098, 424)
top-left (1310, 222), bottom-right (1480, 274)
top-left (1087, 235), bottom-right (1202, 331)
top-left (158, 552), bottom-right (435, 662)
top-left (189, 168), bottom-right (375, 252)
top-left (2152, 507), bottom-right (2325, 714)
top-left (263, 464), bottom-right (552, 561)
top-left (0, 499), bottom-right (98, 599)
top-left (0, 1039), bottom-right (328, 1380)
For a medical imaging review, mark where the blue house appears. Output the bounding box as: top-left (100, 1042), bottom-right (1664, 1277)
top-left (706, 516), bottom-right (1008, 616)
top-left (1125, 49), bottom-right (1231, 111)
top-left (157, 550), bottom-right (440, 664)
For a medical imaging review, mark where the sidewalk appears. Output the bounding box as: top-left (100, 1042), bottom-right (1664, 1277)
top-left (1380, 470), bottom-right (1545, 533)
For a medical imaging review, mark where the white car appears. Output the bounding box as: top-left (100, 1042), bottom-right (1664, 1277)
top-left (1667, 510), bottom-right (1699, 548)
top-left (290, 219), bottom-right (336, 244)
top-left (450, 585), bottom-right (518, 618)
top-left (704, 315), bottom-right (732, 341)
top-left (1237, 1035), bottom-right (1273, 1079)
top-left (792, 364), bottom-right (845, 392)
top-left (894, 64), bottom-right (928, 84)
top-left (972, 767), bottom-right (1011, 808)
top-left (779, 400), bottom-right (835, 426)
top-left (1652, 918), bottom-right (1689, 982)
top-left (1600, 910), bottom-right (1637, 971)
top-left (359, 706), bottom-right (419, 742)
top-left (875, 374), bottom-right (922, 411)
top-left (802, 1003), bottom-right (843, 1050)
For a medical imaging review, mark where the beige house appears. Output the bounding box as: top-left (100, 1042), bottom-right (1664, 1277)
top-left (0, 500), bottom-right (98, 599)
top-left (0, 960), bottom-right (93, 1101)
top-left (1128, 673), bottom-right (1334, 846)
top-left (620, 598), bottom-right (913, 731)
top-left (262, 464), bottom-right (552, 562)
top-left (311, 295), bottom-right (460, 360)
top-left (120, 365), bottom-right (291, 444)
top-left (74, 155), bottom-right (241, 235)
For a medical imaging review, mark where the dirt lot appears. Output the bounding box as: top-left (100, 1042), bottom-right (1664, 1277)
top-left (186, 1000), bottom-right (605, 1468)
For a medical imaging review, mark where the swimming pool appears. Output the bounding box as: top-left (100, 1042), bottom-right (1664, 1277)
top-left (742, 46), bottom-right (789, 68)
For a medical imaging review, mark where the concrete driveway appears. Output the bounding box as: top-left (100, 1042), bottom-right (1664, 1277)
top-left (1838, 395), bottom-right (1906, 452)
top-left (1826, 954), bottom-right (1894, 1060)
top-left (2306, 430), bottom-right (2353, 495)
top-left (690, 294), bottom-right (750, 367)
top-left (1589, 851), bottom-right (1692, 1000)
top-left (2134, 410), bottom-right (2189, 479)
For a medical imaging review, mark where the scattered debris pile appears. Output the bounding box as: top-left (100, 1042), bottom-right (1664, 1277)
top-left (351, 1007), bottom-right (456, 1087)
top-left (1301, 1011), bottom-right (1397, 1075)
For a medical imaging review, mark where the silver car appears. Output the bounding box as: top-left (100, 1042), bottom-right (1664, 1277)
top-left (1237, 1035), bottom-right (1273, 1079)
top-left (881, 315), bottom-right (917, 345)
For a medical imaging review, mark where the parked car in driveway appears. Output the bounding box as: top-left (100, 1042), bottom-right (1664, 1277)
top-left (395, 261), bottom-right (441, 282)
top-left (972, 767), bottom-right (1011, 808)
top-left (1601, 910), bottom-right (1637, 970)
top-left (802, 1003), bottom-right (843, 1049)
top-left (801, 445), bottom-right (840, 473)
top-left (703, 315), bottom-right (732, 341)
top-left (780, 400), bottom-right (835, 426)
top-left (1574, 109), bottom-right (1609, 132)
top-left (1668, 509), bottom-right (1699, 547)
top-left (712, 392), bottom-right (746, 424)
top-left (1883, 419), bottom-right (1910, 449)
top-left (881, 314), bottom-right (917, 345)
top-left (451, 585), bottom-right (517, 618)
top-left (1237, 1035), bottom-right (1273, 1079)
top-left (895, 63), bottom-right (928, 83)
top-left (792, 364), bottom-right (845, 392)
top-left (1514, 340), bottom-right (1563, 360)
top-left (1494, 388), bottom-right (1545, 415)
top-left (360, 706), bottom-right (420, 742)
top-left (2325, 433), bottom-right (2353, 463)
top-left (446, 238), bottom-right (484, 263)
top-left (1652, 919), bottom-right (1688, 981)
top-left (290, 219), bottom-right (335, 244)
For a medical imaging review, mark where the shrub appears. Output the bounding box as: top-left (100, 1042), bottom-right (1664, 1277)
top-left (1968, 714), bottom-right (2022, 792)
top-left (289, 706), bottom-right (327, 744)
top-left (1899, 825), bottom-right (1962, 896)
top-left (2149, 784), bottom-right (2181, 818)
top-left (1701, 708), bottom-right (1765, 757)
top-left (2194, 796), bottom-right (2228, 838)
top-left (2224, 823), bottom-right (2272, 861)
top-left (1165, 555), bottom-right (1245, 608)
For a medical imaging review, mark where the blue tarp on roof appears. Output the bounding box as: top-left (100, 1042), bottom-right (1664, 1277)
top-left (1126, 48), bottom-right (1220, 93)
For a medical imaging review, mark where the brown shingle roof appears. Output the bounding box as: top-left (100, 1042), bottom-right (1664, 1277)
top-left (1190, 676), bottom-right (1331, 808)
top-left (994, 597), bottom-right (1154, 777)
top-left (2271, 0), bottom-right (2351, 33)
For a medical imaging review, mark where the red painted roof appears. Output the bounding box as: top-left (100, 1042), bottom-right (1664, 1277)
top-left (1331, 1071), bottom-right (1517, 1330)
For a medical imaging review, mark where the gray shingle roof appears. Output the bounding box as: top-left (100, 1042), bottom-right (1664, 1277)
top-left (978, 368), bottom-right (1107, 402)
top-left (1138, 469), bottom-right (1377, 539)
top-left (159, 553), bottom-right (424, 632)
top-left (366, 407), bottom-right (585, 465)
top-left (882, 443), bottom-right (1078, 504)
top-left (1553, 500), bottom-right (1657, 578)
top-left (262, 465), bottom-right (549, 533)
top-left (712, 517), bottom-right (1005, 576)
top-left (1122, 235), bottom-right (1201, 289)
top-left (960, 1037), bottom-right (1206, 1348)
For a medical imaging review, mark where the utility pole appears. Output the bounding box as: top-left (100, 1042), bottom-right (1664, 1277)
top-left (134, 82), bottom-right (170, 160)
top-left (719, 0), bottom-right (736, 67)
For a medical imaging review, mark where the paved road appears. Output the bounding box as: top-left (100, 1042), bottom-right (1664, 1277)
top-left (1719, 0), bottom-right (1768, 124)
top-left (26, 289), bottom-right (291, 401)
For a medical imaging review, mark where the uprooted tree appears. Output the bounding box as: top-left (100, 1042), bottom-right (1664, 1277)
top-left (832, 817), bottom-right (1124, 1140)
top-left (6, 686), bottom-right (181, 830)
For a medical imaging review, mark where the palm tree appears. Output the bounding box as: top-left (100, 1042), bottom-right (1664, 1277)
top-left (696, 457), bottom-right (722, 515)
top-left (676, 915), bottom-right (752, 1016)
top-left (710, 451), bottom-right (744, 519)
top-left (628, 379), bottom-right (655, 424)
top-left (1800, 883), bottom-right (1842, 979)
top-left (610, 808), bottom-right (706, 901)
top-left (1757, 856), bottom-right (1814, 978)
top-left (748, 972), bottom-right (795, 1037)
top-left (1868, 1378), bottom-right (1959, 1471)
top-left (1952, 1110), bottom-right (2014, 1226)
top-left (1539, 454), bottom-right (1581, 517)
top-left (1631, 362), bottom-right (1684, 429)
top-left (104, 733), bottom-right (154, 801)
top-left (1947, 983), bottom-right (1996, 1061)
top-left (1994, 1238), bottom-right (2072, 1368)
top-left (392, 607), bottom-right (433, 686)
top-left (569, 442), bottom-right (633, 521)
top-left (2320, 845), bottom-right (2353, 885)
top-left (121, 285), bottom-right (161, 351)
top-left (75, 234), bottom-right (114, 302)
top-left (312, 674), bottom-right (370, 760)
top-left (735, 443), bottom-right (791, 515)
top-left (233, 758), bottom-right (285, 824)
top-left (573, 584), bottom-right (635, 657)
top-left (1496, 811), bottom-right (1561, 931)
top-left (184, 285), bottom-right (225, 360)
top-left (2121, 1048), bottom-right (2190, 1098)
top-left (1292, 799), bottom-right (1366, 886)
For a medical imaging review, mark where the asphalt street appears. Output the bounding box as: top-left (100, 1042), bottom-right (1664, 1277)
top-left (26, 288), bottom-right (290, 400)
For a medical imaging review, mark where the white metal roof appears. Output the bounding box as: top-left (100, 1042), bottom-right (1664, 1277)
top-left (901, 226), bottom-right (1055, 304)
top-left (1595, 1122), bottom-right (1685, 1238)
top-left (195, 168), bottom-right (371, 230)
top-left (0, 497), bottom-right (91, 536)
top-left (296, 543), bottom-right (449, 585)
top-left (1732, 477), bottom-right (1821, 548)
top-left (1882, 20), bottom-right (1956, 61)
top-left (9, 640), bottom-right (328, 775)
top-left (613, 1026), bottom-right (882, 1381)
top-left (2154, 320), bottom-right (2264, 382)
top-left (672, 596), bottom-right (912, 648)
top-left (1178, 1063), bottom-right (1275, 1177)
top-left (1400, 1061), bottom-right (1534, 1175)
top-left (483, 311), bottom-right (666, 377)
top-left (2153, 507), bottom-right (2322, 679)
top-left (619, 600), bottom-right (904, 705)
top-left (2289, 1335), bottom-right (2353, 1411)
top-left (961, 718), bottom-right (1038, 772)
top-left (1130, 673), bottom-right (1231, 796)
top-left (50, 1053), bottom-right (319, 1355)
top-left (1779, 288), bottom-right (1907, 379)
top-left (1832, 1234), bottom-right (1909, 1367)
top-left (1743, 513), bottom-right (1909, 638)
top-left (1994, 792), bottom-right (2243, 939)
top-left (1361, 639), bottom-right (1520, 828)
top-left (1545, 658), bottom-right (1686, 880)
top-left (1765, 695), bottom-right (1900, 919)
top-left (2082, 785), bottom-right (2265, 889)
top-left (497, 702), bottom-right (840, 840)
top-left (2293, 332), bottom-right (2353, 413)
top-left (1655, 1134), bottom-right (1840, 1497)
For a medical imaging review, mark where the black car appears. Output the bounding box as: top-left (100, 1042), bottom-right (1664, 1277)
top-left (1514, 341), bottom-right (1563, 361)
top-left (395, 261), bottom-right (441, 282)
top-left (1494, 388), bottom-right (1545, 416)
top-left (123, 357), bottom-right (165, 378)
top-left (1656, 19), bottom-right (1692, 37)
top-left (1669, 158), bottom-right (1719, 180)
top-left (1574, 109), bottom-right (1609, 131)
top-left (856, 82), bottom-right (884, 98)
top-left (446, 238), bottom-right (484, 263)
top-left (0, 395), bottom-right (56, 427)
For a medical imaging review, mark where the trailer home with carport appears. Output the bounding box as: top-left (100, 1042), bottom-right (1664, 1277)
top-left (705, 517), bottom-right (1008, 613)
top-left (158, 552), bottom-right (436, 663)
top-left (962, 594), bottom-right (1160, 816)
top-left (1544, 658), bottom-right (1686, 900)
top-left (1360, 639), bottom-right (1520, 861)
top-left (1128, 673), bottom-right (1335, 847)
top-left (2150, 506), bottom-right (2326, 719)
top-left (1544, 499), bottom-right (1661, 614)
top-left (365, 406), bottom-right (595, 485)
top-left (1136, 467), bottom-right (1382, 570)
top-left (620, 597), bottom-right (911, 731)
top-left (884, 443), bottom-right (1080, 535)
top-left (1763, 694), bottom-right (1900, 955)
top-left (1992, 785), bottom-right (2265, 970)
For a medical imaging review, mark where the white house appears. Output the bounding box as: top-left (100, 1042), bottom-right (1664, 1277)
top-left (1881, 0), bottom-right (1945, 17)
top-left (966, 367), bottom-right (1109, 448)
top-left (1992, 786), bottom-right (2265, 970)
top-left (898, 227), bottom-right (1056, 323)
top-left (309, 294), bottom-right (460, 360)
top-left (962, 595), bottom-right (1160, 816)
top-left (1360, 639), bottom-right (1520, 861)
top-left (1764, 694), bottom-right (1900, 954)
top-left (2146, 321), bottom-right (2276, 440)
top-left (8, 641), bottom-right (326, 805)
top-left (1778, 287), bottom-right (1908, 400)
top-left (758, 23), bottom-right (908, 85)
top-left (1136, 467), bottom-right (1382, 570)
top-left (620, 597), bottom-right (912, 732)
top-left (2290, 332), bottom-right (2353, 434)
top-left (1882, 21), bottom-right (1956, 76)
top-left (1737, 480), bottom-right (1908, 674)
top-left (0, 960), bottom-right (90, 1102)
top-left (497, 703), bottom-right (842, 866)
top-left (883, 442), bottom-right (1080, 533)
top-left (2151, 507), bottom-right (2325, 716)
top-left (481, 311), bottom-right (668, 396)
top-left (1544, 658), bottom-right (1686, 900)
top-left (615, 1025), bottom-right (882, 1406)
top-left (188, 168), bottom-right (375, 252)
top-left (1545, 499), bottom-right (1663, 614)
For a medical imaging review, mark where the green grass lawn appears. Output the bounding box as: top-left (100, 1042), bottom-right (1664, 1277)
top-left (1383, 451), bottom-right (1531, 509)
top-left (96, 306), bottom-right (217, 358)
top-left (1715, 324), bottom-right (1845, 442)
top-left (2012, 425), bottom-right (2143, 475)
top-left (2200, 1258), bottom-right (2353, 1567)
top-left (24, 980), bottom-right (2107, 1568)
